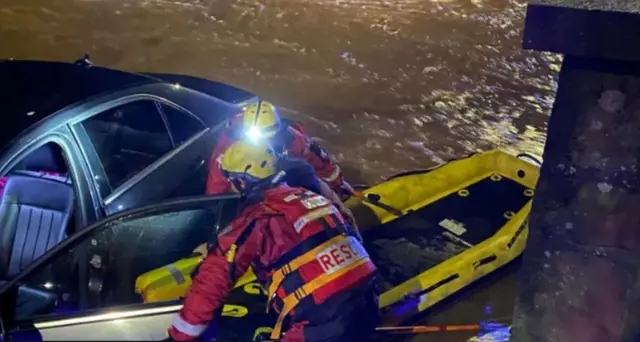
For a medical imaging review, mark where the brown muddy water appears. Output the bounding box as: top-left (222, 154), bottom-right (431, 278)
top-left (1, 0), bottom-right (559, 340)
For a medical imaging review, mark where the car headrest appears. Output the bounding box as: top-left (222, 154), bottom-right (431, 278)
top-left (16, 145), bottom-right (67, 173)
top-left (0, 174), bottom-right (74, 213)
top-left (9, 170), bottom-right (71, 184)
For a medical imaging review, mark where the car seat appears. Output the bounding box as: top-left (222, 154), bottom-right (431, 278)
top-left (13, 144), bottom-right (68, 174)
top-left (0, 172), bottom-right (74, 279)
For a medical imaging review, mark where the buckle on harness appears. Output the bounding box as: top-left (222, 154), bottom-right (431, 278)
top-left (268, 256), bottom-right (373, 340)
top-left (265, 236), bottom-right (368, 314)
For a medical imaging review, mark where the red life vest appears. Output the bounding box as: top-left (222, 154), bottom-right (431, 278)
top-left (226, 186), bottom-right (376, 340)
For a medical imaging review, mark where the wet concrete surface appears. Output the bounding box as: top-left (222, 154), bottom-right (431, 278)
top-left (1, 0), bottom-right (556, 340)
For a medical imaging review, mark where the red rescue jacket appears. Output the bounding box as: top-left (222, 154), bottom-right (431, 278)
top-left (169, 186), bottom-right (376, 341)
top-left (205, 114), bottom-right (346, 196)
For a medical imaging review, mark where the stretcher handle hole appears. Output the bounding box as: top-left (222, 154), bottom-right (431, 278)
top-left (490, 174), bottom-right (502, 181)
top-left (524, 189), bottom-right (535, 197)
top-left (366, 193), bottom-right (382, 202)
top-left (517, 170), bottom-right (526, 178)
top-left (504, 211), bottom-right (515, 219)
top-left (458, 189), bottom-right (470, 197)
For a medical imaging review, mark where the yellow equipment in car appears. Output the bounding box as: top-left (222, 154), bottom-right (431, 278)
top-left (135, 254), bottom-right (257, 303)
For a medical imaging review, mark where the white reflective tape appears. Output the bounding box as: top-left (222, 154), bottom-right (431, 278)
top-left (293, 206), bottom-right (337, 233)
top-left (322, 165), bottom-right (341, 182)
top-left (315, 236), bottom-right (369, 275)
top-left (171, 314), bottom-right (207, 337)
top-left (300, 195), bottom-right (330, 209)
top-left (284, 194), bottom-right (298, 202)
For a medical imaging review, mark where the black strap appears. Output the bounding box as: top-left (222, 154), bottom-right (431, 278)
top-left (227, 220), bottom-right (259, 283)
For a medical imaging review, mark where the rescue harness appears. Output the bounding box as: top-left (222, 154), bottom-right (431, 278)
top-left (224, 188), bottom-right (376, 340)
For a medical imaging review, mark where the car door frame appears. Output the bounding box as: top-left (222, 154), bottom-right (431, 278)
top-left (0, 125), bottom-right (100, 229)
top-left (0, 194), bottom-right (242, 341)
top-left (68, 90), bottom-right (211, 216)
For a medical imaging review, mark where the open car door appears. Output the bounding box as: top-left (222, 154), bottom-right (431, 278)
top-left (0, 195), bottom-right (275, 341)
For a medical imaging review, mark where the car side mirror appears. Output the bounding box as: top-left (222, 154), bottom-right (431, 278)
top-left (0, 285), bottom-right (58, 325)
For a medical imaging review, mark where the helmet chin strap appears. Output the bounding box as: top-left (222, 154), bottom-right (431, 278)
top-left (271, 171), bottom-right (286, 184)
top-left (235, 170), bottom-right (287, 205)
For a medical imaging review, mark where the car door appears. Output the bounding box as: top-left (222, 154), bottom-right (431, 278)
top-left (0, 195), bottom-right (273, 341)
top-left (71, 96), bottom-right (213, 216)
top-left (157, 102), bottom-right (215, 199)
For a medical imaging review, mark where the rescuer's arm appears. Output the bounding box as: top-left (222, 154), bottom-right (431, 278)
top-left (285, 122), bottom-right (349, 195)
top-left (205, 129), bottom-right (236, 195)
top-left (168, 222), bottom-right (264, 341)
top-left (205, 157), bottom-right (232, 195)
top-left (276, 156), bottom-right (322, 195)
top-left (318, 179), bottom-right (362, 242)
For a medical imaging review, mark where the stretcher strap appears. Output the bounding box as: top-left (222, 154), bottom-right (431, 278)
top-left (269, 257), bottom-right (371, 340)
top-left (266, 235), bottom-right (347, 308)
top-left (164, 264), bottom-right (186, 285)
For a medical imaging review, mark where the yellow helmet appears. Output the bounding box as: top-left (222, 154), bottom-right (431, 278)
top-left (242, 100), bottom-right (282, 141)
top-left (219, 140), bottom-right (278, 183)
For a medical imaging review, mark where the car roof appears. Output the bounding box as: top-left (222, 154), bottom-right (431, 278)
top-left (143, 72), bottom-right (257, 104)
top-left (0, 59), bottom-right (159, 148)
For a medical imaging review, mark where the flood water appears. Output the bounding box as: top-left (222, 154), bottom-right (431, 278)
top-left (1, 0), bottom-right (557, 340)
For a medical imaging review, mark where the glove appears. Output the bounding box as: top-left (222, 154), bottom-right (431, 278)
top-left (192, 243), bottom-right (209, 257)
top-left (337, 181), bottom-right (355, 202)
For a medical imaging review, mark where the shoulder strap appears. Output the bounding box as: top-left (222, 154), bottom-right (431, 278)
top-left (227, 220), bottom-right (259, 283)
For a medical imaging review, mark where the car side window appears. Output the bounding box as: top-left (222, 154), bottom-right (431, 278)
top-left (81, 100), bottom-right (173, 191)
top-left (9, 202), bottom-right (221, 323)
top-left (160, 103), bottom-right (207, 146)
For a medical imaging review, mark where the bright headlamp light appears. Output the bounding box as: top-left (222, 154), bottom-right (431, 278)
top-left (246, 126), bottom-right (263, 142)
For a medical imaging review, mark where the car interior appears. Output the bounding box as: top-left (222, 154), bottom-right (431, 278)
top-left (0, 143), bottom-right (75, 281)
top-left (82, 101), bottom-right (174, 190)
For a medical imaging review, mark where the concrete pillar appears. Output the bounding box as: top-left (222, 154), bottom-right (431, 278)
top-left (511, 3), bottom-right (640, 342)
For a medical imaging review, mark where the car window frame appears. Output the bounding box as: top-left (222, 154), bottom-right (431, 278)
top-left (0, 129), bottom-right (96, 228)
top-left (0, 194), bottom-right (241, 331)
top-left (155, 101), bottom-right (208, 148)
top-left (69, 94), bottom-right (210, 206)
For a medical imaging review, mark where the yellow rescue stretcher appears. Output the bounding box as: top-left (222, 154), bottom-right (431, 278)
top-left (134, 150), bottom-right (540, 322)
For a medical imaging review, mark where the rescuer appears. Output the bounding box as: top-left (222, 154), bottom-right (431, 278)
top-left (205, 100), bottom-right (354, 200)
top-left (168, 141), bottom-right (379, 342)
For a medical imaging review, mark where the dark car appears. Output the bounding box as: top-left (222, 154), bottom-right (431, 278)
top-left (0, 59), bottom-right (258, 281)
